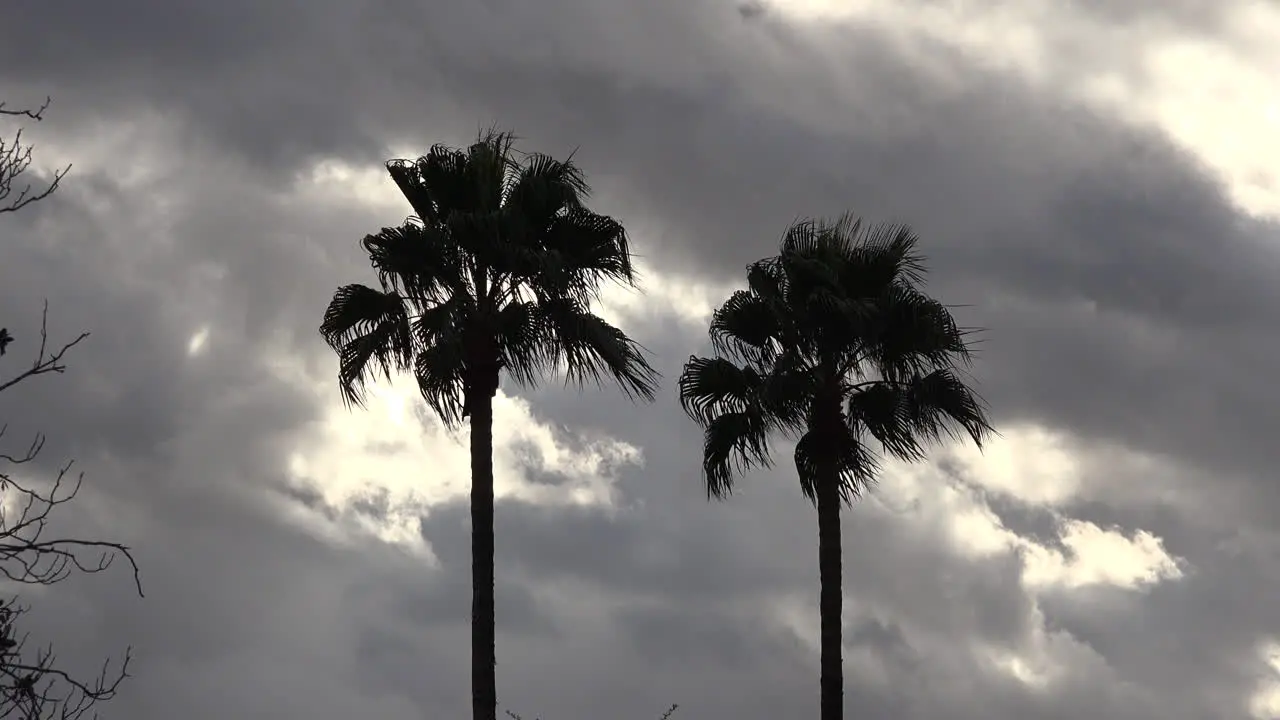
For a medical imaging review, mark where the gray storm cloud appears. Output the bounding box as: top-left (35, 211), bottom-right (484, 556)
top-left (1, 1), bottom-right (1278, 718)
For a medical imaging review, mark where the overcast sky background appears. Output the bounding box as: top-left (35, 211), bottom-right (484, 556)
top-left (2, 1), bottom-right (1280, 718)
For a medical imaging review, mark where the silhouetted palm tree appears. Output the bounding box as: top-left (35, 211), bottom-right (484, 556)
top-left (320, 130), bottom-right (659, 720)
top-left (677, 215), bottom-right (992, 720)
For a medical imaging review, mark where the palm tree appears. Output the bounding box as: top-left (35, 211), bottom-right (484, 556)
top-left (320, 130), bottom-right (659, 720)
top-left (677, 215), bottom-right (992, 720)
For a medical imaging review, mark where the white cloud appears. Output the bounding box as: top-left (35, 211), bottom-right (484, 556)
top-left (1129, 17), bottom-right (1280, 216)
top-left (765, 0), bottom-right (1280, 217)
top-left (282, 377), bottom-right (644, 552)
top-left (1251, 640), bottom-right (1280, 719)
top-left (595, 261), bottom-right (738, 329)
top-left (873, 433), bottom-right (1184, 593)
top-left (301, 157), bottom-right (408, 212)
top-left (1021, 520), bottom-right (1183, 591)
top-left (949, 425), bottom-right (1083, 507)
top-left (985, 646), bottom-right (1056, 689)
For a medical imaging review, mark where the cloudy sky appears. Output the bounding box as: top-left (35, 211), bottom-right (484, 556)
top-left (2, 1), bottom-right (1280, 718)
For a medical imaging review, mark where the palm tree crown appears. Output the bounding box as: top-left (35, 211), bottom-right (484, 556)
top-left (678, 214), bottom-right (993, 502)
top-left (320, 130), bottom-right (659, 418)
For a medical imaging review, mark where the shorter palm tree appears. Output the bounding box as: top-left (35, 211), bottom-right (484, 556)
top-left (677, 215), bottom-right (993, 720)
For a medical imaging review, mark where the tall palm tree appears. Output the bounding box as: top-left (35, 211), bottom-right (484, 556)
top-left (677, 215), bottom-right (992, 720)
top-left (320, 130), bottom-right (659, 720)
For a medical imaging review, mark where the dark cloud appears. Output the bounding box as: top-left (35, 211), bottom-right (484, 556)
top-left (1, 0), bottom-right (1278, 718)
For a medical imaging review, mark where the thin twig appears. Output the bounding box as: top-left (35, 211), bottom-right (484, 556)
top-left (0, 302), bottom-right (89, 396)
top-left (0, 97), bottom-right (70, 215)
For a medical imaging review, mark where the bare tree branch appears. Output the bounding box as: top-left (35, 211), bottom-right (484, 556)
top-left (0, 598), bottom-right (131, 720)
top-left (0, 303), bottom-right (89, 397)
top-left (0, 97), bottom-right (71, 215)
top-left (0, 136), bottom-right (140, 717)
top-left (0, 427), bottom-right (142, 595)
top-left (0, 98), bottom-right (51, 121)
top-left (0, 311), bottom-right (141, 719)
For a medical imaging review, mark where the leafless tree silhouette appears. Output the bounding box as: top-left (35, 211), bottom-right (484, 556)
top-left (0, 308), bottom-right (142, 720)
top-left (0, 97), bottom-right (70, 217)
top-left (0, 96), bottom-right (141, 720)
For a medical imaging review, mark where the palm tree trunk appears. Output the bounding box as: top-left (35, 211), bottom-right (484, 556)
top-left (470, 389), bottom-right (498, 720)
top-left (817, 475), bottom-right (843, 720)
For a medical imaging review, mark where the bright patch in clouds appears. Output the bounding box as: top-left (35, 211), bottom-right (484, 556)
top-left (283, 379), bottom-right (644, 551)
top-left (595, 264), bottom-right (738, 328)
top-left (303, 157), bottom-right (409, 212)
top-left (1134, 17), bottom-right (1280, 216)
top-left (949, 425), bottom-right (1082, 507)
top-left (1251, 641), bottom-right (1280, 719)
top-left (6, 109), bottom-right (180, 192)
top-left (1021, 521), bottom-right (1183, 591)
top-left (986, 647), bottom-right (1055, 689)
top-left (874, 431), bottom-right (1184, 593)
top-left (766, 0), bottom-right (1280, 217)
top-left (979, 623), bottom-right (1112, 693)
top-left (187, 326), bottom-right (210, 356)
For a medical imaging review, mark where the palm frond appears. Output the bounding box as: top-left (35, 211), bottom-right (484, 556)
top-left (387, 130), bottom-right (513, 226)
top-left (757, 358), bottom-right (816, 433)
top-left (384, 144), bottom-right (460, 224)
top-left (537, 299), bottom-right (659, 401)
top-left (539, 208), bottom-right (635, 294)
top-left (417, 141), bottom-right (481, 216)
top-left (778, 217), bottom-right (824, 257)
top-left (851, 219), bottom-right (926, 288)
top-left (865, 284), bottom-right (973, 381)
top-left (843, 380), bottom-right (922, 461)
top-left (493, 300), bottom-right (555, 388)
top-left (442, 207), bottom-right (506, 286)
top-left (900, 369), bottom-right (992, 448)
top-left (483, 153), bottom-right (593, 302)
top-left (320, 284), bottom-right (413, 406)
top-left (676, 355), bottom-right (763, 427)
top-left (385, 159), bottom-right (437, 225)
top-left (465, 129), bottom-right (516, 214)
top-left (504, 152), bottom-right (589, 225)
top-left (494, 209), bottom-right (635, 307)
top-left (701, 410), bottom-right (773, 499)
top-left (708, 290), bottom-right (782, 364)
top-left (846, 369), bottom-right (992, 462)
top-left (781, 250), bottom-right (842, 301)
top-left (793, 424), bottom-right (880, 506)
top-left (745, 260), bottom-right (787, 309)
top-left (413, 326), bottom-right (468, 429)
top-left (412, 293), bottom-right (471, 348)
top-left (360, 222), bottom-right (470, 303)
